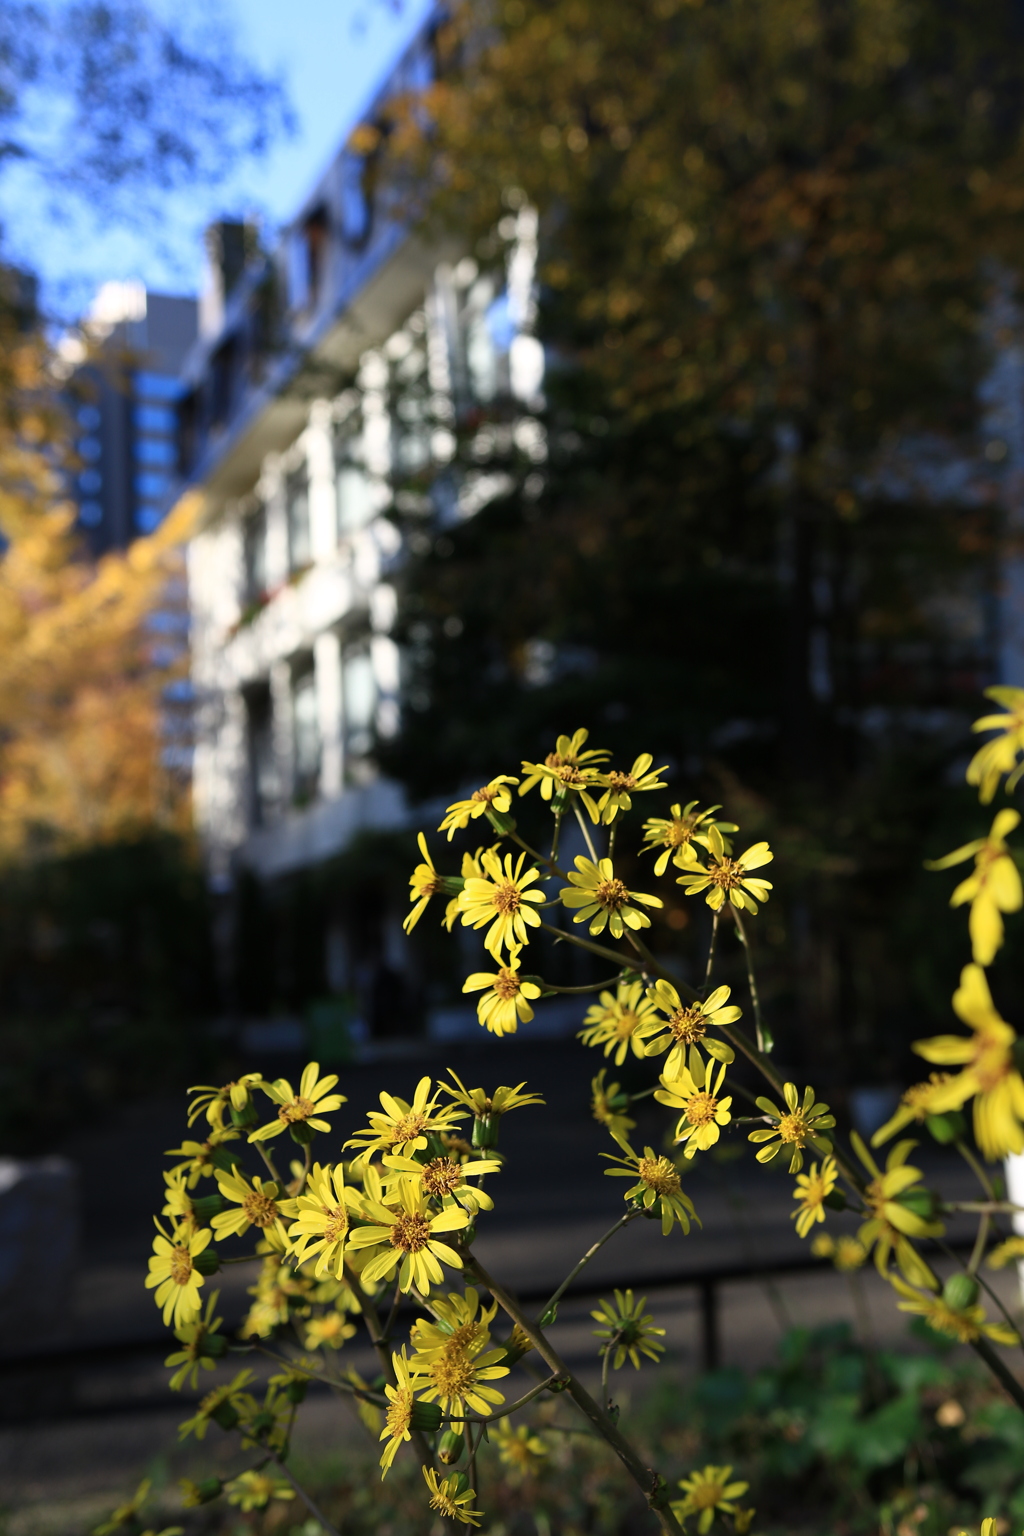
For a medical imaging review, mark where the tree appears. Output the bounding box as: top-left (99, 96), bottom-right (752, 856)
top-left (374, 0), bottom-right (1024, 1076)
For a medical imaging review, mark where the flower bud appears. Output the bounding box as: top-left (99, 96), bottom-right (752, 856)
top-left (191, 1193), bottom-right (225, 1221)
top-left (210, 1400), bottom-right (240, 1430)
top-left (926, 1111), bottom-right (966, 1145)
top-left (289, 1122), bottom-right (315, 1146)
top-left (230, 1101), bottom-right (259, 1128)
top-left (438, 1429), bottom-right (465, 1465)
top-left (181, 1476), bottom-right (223, 1506)
top-left (205, 1332), bottom-right (229, 1359)
top-left (472, 1115), bottom-right (499, 1149)
top-left (286, 1376), bottom-right (309, 1403)
top-left (943, 1273), bottom-right (979, 1310)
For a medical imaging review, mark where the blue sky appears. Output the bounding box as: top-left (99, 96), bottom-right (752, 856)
top-left (2, 0), bottom-right (432, 318)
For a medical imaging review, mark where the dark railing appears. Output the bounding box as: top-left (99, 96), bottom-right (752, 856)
top-left (3, 1245), bottom-right (977, 1424)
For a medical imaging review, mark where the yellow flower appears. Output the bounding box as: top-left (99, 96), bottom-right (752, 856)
top-left (590, 1067), bottom-right (636, 1141)
top-left (164, 1291), bottom-right (227, 1391)
top-left (346, 1180), bottom-right (469, 1292)
top-left (812, 1233), bottom-right (868, 1271)
top-left (287, 1162), bottom-right (362, 1277)
top-left (889, 1273), bottom-right (1019, 1346)
top-left (852, 1133), bottom-right (942, 1289)
top-left (403, 832), bottom-right (461, 934)
top-left (560, 855), bottom-right (663, 938)
top-left (160, 1168), bottom-right (204, 1233)
top-left (580, 979), bottom-right (660, 1065)
top-left (671, 1465), bottom-right (750, 1535)
top-left (304, 1311), bottom-right (357, 1350)
top-left (248, 1062), bottom-right (346, 1143)
top-left (164, 1127), bottom-right (239, 1187)
top-left (177, 1369), bottom-right (257, 1441)
top-left (380, 1349), bottom-right (442, 1474)
top-left (458, 848), bottom-right (545, 959)
top-left (187, 1074), bottom-right (264, 1130)
top-left (914, 964), bottom-right (1024, 1160)
top-left (655, 1057), bottom-right (733, 1157)
top-left (212, 1169), bottom-right (288, 1247)
top-left (346, 1075), bottom-right (467, 1158)
top-left (240, 1250), bottom-right (311, 1337)
top-left (871, 1073), bottom-right (956, 1147)
top-left (145, 1220), bottom-right (212, 1327)
top-left (439, 775), bottom-right (518, 839)
top-left (439, 1071), bottom-right (545, 1124)
top-left (224, 1471), bottom-right (295, 1511)
top-left (642, 801), bottom-right (739, 877)
top-left (593, 753), bottom-right (668, 822)
top-left (411, 1329), bottom-right (508, 1416)
top-left (987, 1235), bottom-right (1024, 1270)
top-left (491, 1420), bottom-right (548, 1477)
top-left (641, 979), bottom-right (740, 1078)
top-left (462, 954), bottom-right (542, 1035)
top-left (925, 809), bottom-right (1023, 964)
top-left (381, 1150), bottom-right (502, 1214)
top-left (748, 1083), bottom-right (835, 1173)
top-left (791, 1157), bottom-right (838, 1238)
top-left (92, 1481), bottom-right (154, 1536)
top-left (591, 1289), bottom-right (666, 1369)
top-left (967, 685), bottom-right (1024, 802)
top-left (409, 1287), bottom-right (497, 1358)
top-left (675, 825), bottom-right (774, 914)
top-left (422, 1467), bottom-right (482, 1527)
top-left (519, 728), bottom-right (610, 805)
top-left (602, 1140), bottom-right (697, 1234)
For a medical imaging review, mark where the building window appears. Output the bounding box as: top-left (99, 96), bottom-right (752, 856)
top-left (342, 643), bottom-right (375, 776)
top-left (334, 429), bottom-right (374, 537)
top-left (243, 503), bottom-right (267, 604)
top-left (245, 682), bottom-right (279, 828)
top-left (292, 661), bottom-right (321, 805)
top-left (286, 469), bottom-right (311, 571)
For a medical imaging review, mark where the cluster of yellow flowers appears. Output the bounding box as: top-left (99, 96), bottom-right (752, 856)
top-left (129, 706), bottom-right (1024, 1536)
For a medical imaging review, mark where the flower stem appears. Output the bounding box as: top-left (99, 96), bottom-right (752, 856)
top-left (536, 976), bottom-right (623, 995)
top-left (540, 1211), bottom-right (638, 1319)
top-left (448, 1374), bottom-right (561, 1424)
top-left (731, 908), bottom-right (769, 1053)
top-left (574, 801), bottom-right (600, 862)
top-left (970, 1334), bottom-right (1024, 1415)
top-left (703, 910), bottom-right (720, 993)
top-left (269, 1452), bottom-right (343, 1536)
top-left (461, 1248), bottom-right (685, 1536)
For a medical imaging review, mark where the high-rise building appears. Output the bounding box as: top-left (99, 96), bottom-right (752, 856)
top-left (70, 283), bottom-right (197, 554)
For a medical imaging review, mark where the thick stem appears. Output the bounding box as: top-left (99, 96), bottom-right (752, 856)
top-left (461, 1249), bottom-right (685, 1536)
top-left (551, 809), bottom-right (563, 867)
top-left (541, 1211), bottom-right (637, 1319)
top-left (344, 1262), bottom-right (437, 1474)
top-left (971, 1334), bottom-right (1024, 1414)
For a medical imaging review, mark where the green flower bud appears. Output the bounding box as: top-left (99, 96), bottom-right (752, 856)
top-left (438, 1430), bottom-right (465, 1465)
top-left (192, 1247), bottom-right (221, 1276)
top-left (943, 1273), bottom-right (979, 1310)
top-left (289, 1122), bottom-right (315, 1146)
top-left (209, 1400), bottom-right (240, 1430)
top-left (191, 1193), bottom-right (225, 1220)
top-left (286, 1377), bottom-right (309, 1403)
top-left (926, 1111), bottom-right (966, 1145)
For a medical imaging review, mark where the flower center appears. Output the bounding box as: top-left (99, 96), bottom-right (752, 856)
top-left (385, 1387), bottom-right (413, 1438)
top-left (607, 770), bottom-right (636, 791)
top-left (690, 1484), bottom-right (725, 1512)
top-left (708, 857), bottom-right (745, 889)
top-left (638, 1156), bottom-right (681, 1196)
top-left (169, 1247), bottom-right (194, 1285)
top-left (685, 1092), bottom-right (718, 1127)
top-left (446, 1320), bottom-right (486, 1353)
top-left (279, 1095), bottom-right (316, 1124)
top-left (429, 1483), bottom-right (461, 1519)
top-left (493, 968), bottom-right (521, 999)
top-left (666, 818), bottom-right (697, 848)
top-left (471, 785), bottom-right (498, 804)
top-left (388, 1110), bottom-right (428, 1144)
top-left (389, 1212), bottom-right (433, 1253)
top-left (429, 1346), bottom-right (478, 1399)
top-left (668, 1005), bottom-right (706, 1044)
top-left (492, 881), bottom-right (523, 915)
top-left (595, 877), bottom-right (630, 911)
top-left (777, 1112), bottom-right (809, 1145)
top-left (615, 1009), bottom-right (640, 1039)
top-left (242, 1189), bottom-right (280, 1227)
top-left (322, 1207), bottom-right (349, 1244)
top-left (422, 1157), bottom-right (464, 1198)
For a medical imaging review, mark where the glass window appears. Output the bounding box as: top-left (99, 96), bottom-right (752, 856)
top-left (79, 501), bottom-right (102, 527)
top-left (292, 665), bottom-right (321, 804)
top-left (134, 403), bottom-right (176, 434)
top-left (79, 468), bottom-right (102, 493)
top-left (77, 405), bottom-right (101, 430)
top-left (336, 464), bottom-right (374, 536)
top-left (135, 470), bottom-right (170, 499)
top-left (78, 436), bottom-right (101, 461)
top-left (286, 470), bottom-right (311, 570)
top-left (243, 505), bottom-right (267, 603)
top-left (135, 371), bottom-right (182, 401)
top-left (246, 684), bottom-right (279, 828)
top-left (343, 646), bottom-right (376, 768)
top-left (135, 507), bottom-right (163, 533)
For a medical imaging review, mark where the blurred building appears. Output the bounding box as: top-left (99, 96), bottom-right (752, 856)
top-left (71, 282), bottom-right (197, 554)
top-left (176, 27), bottom-right (544, 1039)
